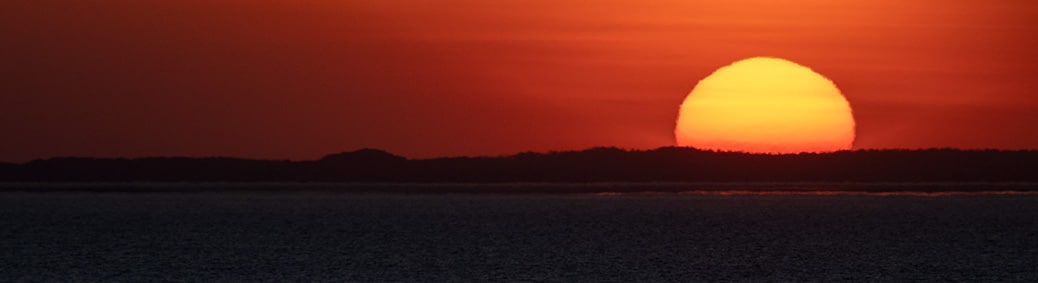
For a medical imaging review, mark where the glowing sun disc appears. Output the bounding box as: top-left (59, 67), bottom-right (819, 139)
top-left (675, 57), bottom-right (855, 154)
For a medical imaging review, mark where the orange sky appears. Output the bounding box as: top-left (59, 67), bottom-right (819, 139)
top-left (2, 0), bottom-right (1037, 161)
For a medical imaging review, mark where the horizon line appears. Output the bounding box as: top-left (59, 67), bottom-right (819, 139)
top-left (7, 146), bottom-right (1038, 164)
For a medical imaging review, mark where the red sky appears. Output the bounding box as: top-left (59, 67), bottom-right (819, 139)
top-left (2, 0), bottom-right (1037, 162)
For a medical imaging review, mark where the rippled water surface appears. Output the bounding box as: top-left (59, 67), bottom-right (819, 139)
top-left (1, 189), bottom-right (1036, 281)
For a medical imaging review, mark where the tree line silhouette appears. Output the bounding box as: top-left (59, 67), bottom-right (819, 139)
top-left (1, 147), bottom-right (1037, 184)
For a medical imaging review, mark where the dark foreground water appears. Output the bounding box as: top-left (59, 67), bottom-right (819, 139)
top-left (1, 189), bottom-right (1037, 281)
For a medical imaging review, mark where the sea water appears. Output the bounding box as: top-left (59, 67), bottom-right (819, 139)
top-left (1, 186), bottom-right (1036, 281)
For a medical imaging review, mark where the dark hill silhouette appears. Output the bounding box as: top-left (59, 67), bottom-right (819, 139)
top-left (311, 149), bottom-right (408, 181)
top-left (318, 148), bottom-right (406, 164)
top-left (0, 162), bottom-right (15, 180)
top-left (2, 148), bottom-right (1038, 186)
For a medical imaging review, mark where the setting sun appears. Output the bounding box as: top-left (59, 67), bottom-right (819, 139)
top-left (675, 57), bottom-right (855, 154)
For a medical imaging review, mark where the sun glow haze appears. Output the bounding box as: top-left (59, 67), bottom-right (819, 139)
top-left (675, 57), bottom-right (855, 154)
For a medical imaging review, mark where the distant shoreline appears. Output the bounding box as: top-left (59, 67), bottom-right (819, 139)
top-left (3, 182), bottom-right (1037, 194)
top-left (4, 147), bottom-right (1038, 184)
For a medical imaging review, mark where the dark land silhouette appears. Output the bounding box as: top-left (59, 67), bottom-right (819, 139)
top-left (2, 147), bottom-right (1038, 193)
